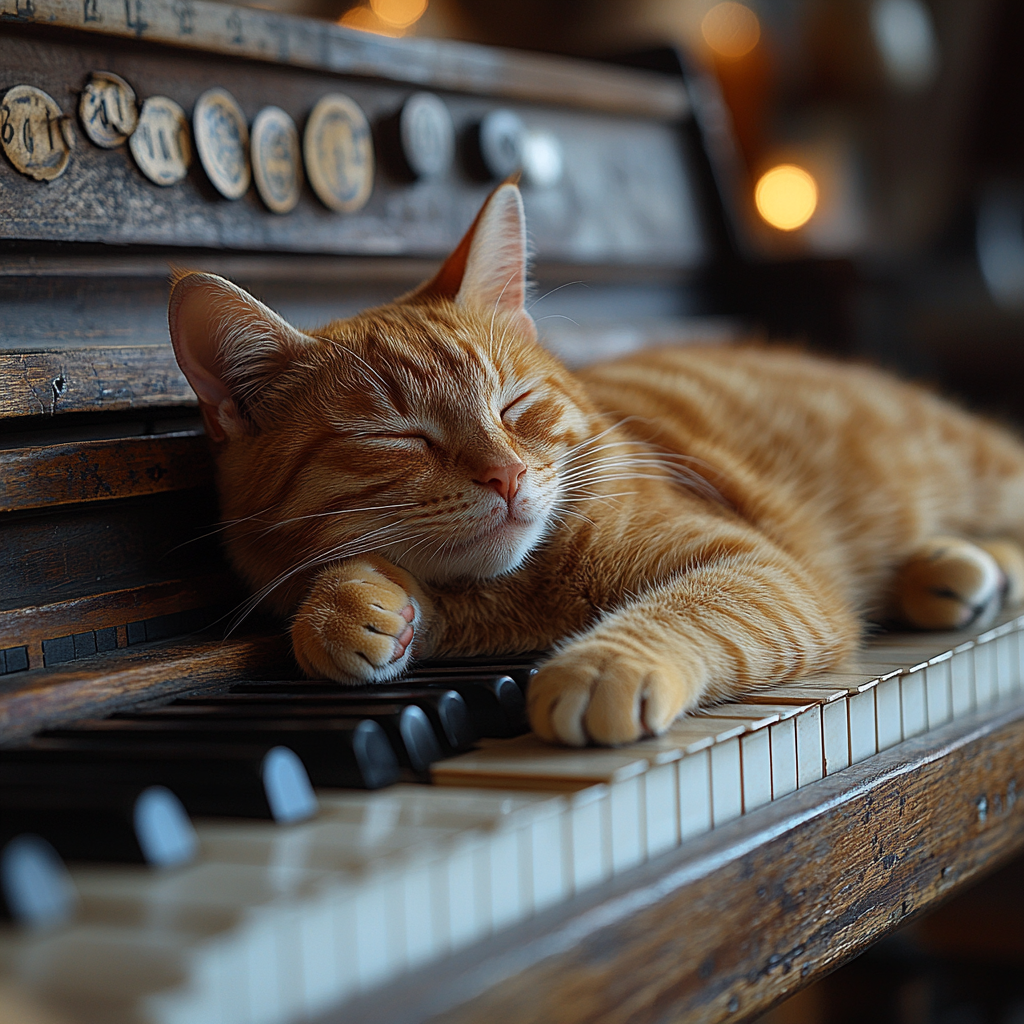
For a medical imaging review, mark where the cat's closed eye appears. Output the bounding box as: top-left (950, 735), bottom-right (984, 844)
top-left (362, 432), bottom-right (434, 448)
top-left (500, 391), bottom-right (533, 423)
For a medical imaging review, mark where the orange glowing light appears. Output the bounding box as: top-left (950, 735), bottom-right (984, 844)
top-left (701, 2), bottom-right (761, 60)
top-left (338, 0), bottom-right (426, 36)
top-left (754, 164), bottom-right (818, 231)
top-left (370, 0), bottom-right (427, 28)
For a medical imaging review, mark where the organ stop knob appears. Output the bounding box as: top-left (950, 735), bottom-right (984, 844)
top-left (472, 108), bottom-right (525, 179)
top-left (399, 92), bottom-right (455, 179)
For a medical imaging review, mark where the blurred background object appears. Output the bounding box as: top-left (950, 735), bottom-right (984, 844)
top-left (246, 0), bottom-right (1023, 424)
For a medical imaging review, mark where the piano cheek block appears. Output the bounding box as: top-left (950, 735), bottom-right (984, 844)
top-left (0, 834), bottom-right (78, 929)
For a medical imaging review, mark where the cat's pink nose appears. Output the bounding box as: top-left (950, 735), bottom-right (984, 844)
top-left (474, 460), bottom-right (526, 502)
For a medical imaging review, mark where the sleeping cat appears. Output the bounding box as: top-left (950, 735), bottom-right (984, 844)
top-left (168, 181), bottom-right (1024, 747)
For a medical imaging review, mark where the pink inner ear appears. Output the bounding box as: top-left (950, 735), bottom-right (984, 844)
top-left (456, 184), bottom-right (528, 314)
top-left (168, 274), bottom-right (237, 409)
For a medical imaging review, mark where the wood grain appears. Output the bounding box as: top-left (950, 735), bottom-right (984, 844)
top-left (0, 346), bottom-right (194, 418)
top-left (0, 633), bottom-right (293, 743)
top-left (0, 488), bottom-right (221, 610)
top-left (0, 0), bottom-right (688, 119)
top-left (0, 431), bottom-right (211, 510)
top-left (0, 574), bottom-right (239, 668)
top-left (325, 701), bottom-right (1024, 1024)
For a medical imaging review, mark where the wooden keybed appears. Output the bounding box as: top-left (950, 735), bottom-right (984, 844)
top-left (0, 5), bottom-right (1022, 1024)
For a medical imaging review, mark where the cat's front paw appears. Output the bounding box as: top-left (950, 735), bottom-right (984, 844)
top-left (291, 555), bottom-right (422, 683)
top-left (527, 640), bottom-right (695, 746)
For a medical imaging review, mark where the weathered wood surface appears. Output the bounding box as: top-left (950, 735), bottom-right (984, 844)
top-left (0, 632), bottom-right (293, 743)
top-left (327, 700), bottom-right (1024, 1024)
top-left (0, 347), bottom-right (194, 417)
top-left (0, 487), bottom-right (222, 610)
top-left (0, 431), bottom-right (211, 510)
top-left (0, 574), bottom-right (238, 668)
top-left (0, 0), bottom-right (687, 119)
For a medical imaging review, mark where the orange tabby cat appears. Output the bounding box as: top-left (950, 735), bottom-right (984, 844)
top-left (169, 182), bottom-right (1024, 747)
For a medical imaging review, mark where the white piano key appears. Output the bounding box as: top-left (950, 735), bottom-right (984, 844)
top-left (1018, 620), bottom-right (1024, 685)
top-left (431, 736), bottom-right (649, 791)
top-left (643, 762), bottom-right (680, 857)
top-left (821, 697), bottom-right (850, 774)
top-left (564, 786), bottom-right (611, 894)
top-left (900, 670), bottom-right (927, 738)
top-left (875, 675), bottom-right (903, 750)
top-left (697, 705), bottom-right (780, 728)
top-left (795, 705), bottom-right (823, 787)
top-left (847, 687), bottom-right (877, 764)
top-left (609, 776), bottom-right (644, 873)
top-left (769, 717), bottom-right (798, 799)
top-left (0, 923), bottom-right (216, 1018)
top-left (523, 804), bottom-right (569, 911)
top-left (328, 891), bottom-right (365, 1004)
top-left (996, 629), bottom-right (1020, 696)
top-left (709, 737), bottom-right (743, 825)
top-left (435, 838), bottom-right (485, 950)
top-left (749, 685), bottom-right (848, 704)
top-left (950, 645), bottom-right (975, 717)
top-left (974, 638), bottom-right (997, 707)
top-left (740, 729), bottom-right (772, 811)
top-left (485, 826), bottom-right (523, 930)
top-left (296, 890), bottom-right (350, 1015)
top-left (677, 750), bottom-right (713, 839)
top-left (924, 656), bottom-right (953, 729)
top-left (355, 874), bottom-right (401, 988)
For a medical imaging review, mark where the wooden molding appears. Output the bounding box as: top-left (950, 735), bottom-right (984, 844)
top-left (0, 347), bottom-right (195, 418)
top-left (0, 431), bottom-right (211, 510)
top-left (324, 700), bottom-right (1024, 1024)
top-left (0, 0), bottom-right (688, 119)
top-left (0, 633), bottom-right (294, 742)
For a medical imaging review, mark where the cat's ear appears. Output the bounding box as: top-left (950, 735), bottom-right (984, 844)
top-left (404, 180), bottom-right (535, 337)
top-left (168, 271), bottom-right (314, 441)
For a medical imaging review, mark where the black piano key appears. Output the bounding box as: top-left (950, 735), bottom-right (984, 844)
top-left (126, 702), bottom-right (443, 777)
top-left (386, 675), bottom-right (527, 737)
top-left (0, 744), bottom-right (318, 822)
top-left (46, 718), bottom-right (401, 790)
top-left (205, 688), bottom-right (477, 754)
top-left (229, 676), bottom-right (524, 739)
top-left (415, 651), bottom-right (547, 669)
top-left (0, 784), bottom-right (197, 868)
top-left (0, 834), bottom-right (78, 929)
top-left (406, 662), bottom-right (539, 692)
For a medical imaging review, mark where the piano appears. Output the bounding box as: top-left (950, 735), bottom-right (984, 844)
top-left (0, 3), bottom-right (1022, 1022)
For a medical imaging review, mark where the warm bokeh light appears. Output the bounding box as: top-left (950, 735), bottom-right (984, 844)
top-left (338, 0), bottom-right (427, 36)
top-left (754, 164), bottom-right (819, 231)
top-left (701, 2), bottom-right (761, 60)
top-left (370, 0), bottom-right (427, 28)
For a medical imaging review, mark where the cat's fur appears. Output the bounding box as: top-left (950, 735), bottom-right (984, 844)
top-left (168, 182), bottom-right (1024, 747)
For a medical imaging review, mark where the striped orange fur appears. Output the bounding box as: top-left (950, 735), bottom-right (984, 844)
top-left (169, 183), bottom-right (1024, 746)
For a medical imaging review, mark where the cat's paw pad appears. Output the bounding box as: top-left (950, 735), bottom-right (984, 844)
top-left (291, 561), bottom-right (418, 683)
top-left (894, 537), bottom-right (1003, 630)
top-left (527, 642), bottom-right (689, 746)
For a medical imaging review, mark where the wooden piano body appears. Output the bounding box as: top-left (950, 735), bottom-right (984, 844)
top-left (0, 4), bottom-right (1021, 1022)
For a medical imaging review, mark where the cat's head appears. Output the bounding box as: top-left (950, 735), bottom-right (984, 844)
top-left (168, 183), bottom-right (598, 595)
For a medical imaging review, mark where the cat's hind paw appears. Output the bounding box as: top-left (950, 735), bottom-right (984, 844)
top-left (892, 536), bottom-right (1004, 630)
top-left (527, 641), bottom-right (692, 746)
top-left (291, 556), bottom-right (420, 683)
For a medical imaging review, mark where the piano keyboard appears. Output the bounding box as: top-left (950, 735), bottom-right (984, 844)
top-left (1, 616), bottom-right (1023, 1024)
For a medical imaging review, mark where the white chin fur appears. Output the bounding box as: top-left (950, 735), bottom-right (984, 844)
top-left (390, 518), bottom-right (549, 584)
